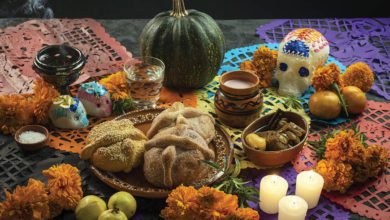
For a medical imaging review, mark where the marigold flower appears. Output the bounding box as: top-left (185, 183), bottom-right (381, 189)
top-left (240, 46), bottom-right (277, 88)
top-left (364, 145), bottom-right (388, 178)
top-left (227, 208), bottom-right (260, 220)
top-left (315, 160), bottom-right (353, 193)
top-left (32, 79), bottom-right (60, 124)
top-left (198, 186), bottom-right (238, 218)
top-left (312, 63), bottom-right (341, 91)
top-left (0, 179), bottom-right (50, 220)
top-left (341, 62), bottom-right (374, 92)
top-left (99, 71), bottom-right (130, 100)
top-left (42, 164), bottom-right (83, 210)
top-left (240, 60), bottom-right (256, 72)
top-left (0, 94), bottom-right (34, 134)
top-left (324, 130), bottom-right (357, 162)
top-left (161, 185), bottom-right (258, 220)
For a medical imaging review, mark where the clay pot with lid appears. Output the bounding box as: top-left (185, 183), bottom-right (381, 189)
top-left (214, 70), bottom-right (263, 128)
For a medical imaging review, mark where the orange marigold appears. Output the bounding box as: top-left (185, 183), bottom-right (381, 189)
top-left (239, 46), bottom-right (277, 88)
top-left (161, 185), bottom-right (257, 220)
top-left (312, 63), bottom-right (341, 91)
top-left (0, 179), bottom-right (50, 220)
top-left (42, 164), bottom-right (83, 210)
top-left (227, 208), bottom-right (260, 220)
top-left (160, 185), bottom-right (199, 220)
top-left (315, 160), bottom-right (353, 193)
top-left (197, 186), bottom-right (238, 219)
top-left (341, 62), bottom-right (374, 92)
top-left (0, 94), bottom-right (34, 134)
top-left (32, 79), bottom-right (60, 124)
top-left (240, 60), bottom-right (256, 72)
top-left (99, 71), bottom-right (130, 100)
top-left (364, 145), bottom-right (388, 178)
top-left (324, 129), bottom-right (363, 163)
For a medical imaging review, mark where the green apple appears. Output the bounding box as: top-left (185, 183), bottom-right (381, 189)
top-left (98, 209), bottom-right (127, 220)
top-left (108, 191), bottom-right (137, 218)
top-left (75, 195), bottom-right (107, 220)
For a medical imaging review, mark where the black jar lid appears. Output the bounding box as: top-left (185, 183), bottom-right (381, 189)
top-left (33, 44), bottom-right (86, 75)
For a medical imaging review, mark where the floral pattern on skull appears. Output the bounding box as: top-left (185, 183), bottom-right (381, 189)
top-left (275, 28), bottom-right (329, 97)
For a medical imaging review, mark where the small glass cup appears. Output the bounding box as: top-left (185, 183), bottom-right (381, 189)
top-left (124, 56), bottom-right (165, 109)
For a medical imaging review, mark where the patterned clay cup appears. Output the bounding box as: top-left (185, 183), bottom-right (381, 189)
top-left (214, 70), bottom-right (263, 128)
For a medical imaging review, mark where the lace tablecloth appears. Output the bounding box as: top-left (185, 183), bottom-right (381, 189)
top-left (1, 18), bottom-right (389, 220)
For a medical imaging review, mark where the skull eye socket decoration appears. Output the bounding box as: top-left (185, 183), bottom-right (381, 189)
top-left (279, 63), bottom-right (288, 71)
top-left (299, 67), bottom-right (310, 77)
top-left (275, 28), bottom-right (330, 97)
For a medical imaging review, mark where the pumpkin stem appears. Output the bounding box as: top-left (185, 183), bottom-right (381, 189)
top-left (171, 0), bottom-right (188, 17)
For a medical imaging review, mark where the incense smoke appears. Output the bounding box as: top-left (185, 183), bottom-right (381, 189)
top-left (0, 0), bottom-right (53, 18)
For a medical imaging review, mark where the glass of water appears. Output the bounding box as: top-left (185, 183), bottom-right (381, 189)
top-left (124, 56), bottom-right (165, 109)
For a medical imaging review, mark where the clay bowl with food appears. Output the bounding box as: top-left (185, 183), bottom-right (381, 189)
top-left (14, 125), bottom-right (49, 152)
top-left (242, 111), bottom-right (308, 168)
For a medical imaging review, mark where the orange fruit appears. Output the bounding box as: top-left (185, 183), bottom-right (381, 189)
top-left (342, 86), bottom-right (367, 114)
top-left (309, 91), bottom-right (341, 120)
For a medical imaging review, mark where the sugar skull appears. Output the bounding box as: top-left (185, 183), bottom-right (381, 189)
top-left (275, 28), bottom-right (329, 97)
top-left (49, 95), bottom-right (89, 129)
top-left (77, 81), bottom-right (112, 117)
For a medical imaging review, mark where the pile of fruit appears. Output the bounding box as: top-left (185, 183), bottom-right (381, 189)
top-left (76, 192), bottom-right (137, 220)
top-left (309, 62), bottom-right (373, 120)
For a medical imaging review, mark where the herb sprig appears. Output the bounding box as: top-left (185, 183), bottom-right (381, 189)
top-left (202, 158), bottom-right (259, 207)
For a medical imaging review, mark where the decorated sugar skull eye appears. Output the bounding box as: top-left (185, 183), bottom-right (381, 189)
top-left (298, 67), bottom-right (310, 77)
top-left (74, 115), bottom-right (80, 121)
top-left (279, 63), bottom-right (288, 71)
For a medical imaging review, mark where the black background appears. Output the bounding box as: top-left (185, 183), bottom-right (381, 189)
top-left (0, 0), bottom-right (389, 19)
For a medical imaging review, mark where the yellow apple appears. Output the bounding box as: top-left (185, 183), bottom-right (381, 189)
top-left (108, 191), bottom-right (137, 218)
top-left (98, 209), bottom-right (127, 220)
top-left (75, 195), bottom-right (107, 220)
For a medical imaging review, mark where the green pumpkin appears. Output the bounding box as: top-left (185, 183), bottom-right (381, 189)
top-left (140, 0), bottom-right (225, 89)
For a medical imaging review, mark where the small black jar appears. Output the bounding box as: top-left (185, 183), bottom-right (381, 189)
top-left (33, 44), bottom-right (86, 94)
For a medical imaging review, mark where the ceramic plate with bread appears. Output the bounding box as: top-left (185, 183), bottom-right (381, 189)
top-left (81, 102), bottom-right (233, 198)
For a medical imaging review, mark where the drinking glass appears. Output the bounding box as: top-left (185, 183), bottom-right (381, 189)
top-left (124, 56), bottom-right (165, 109)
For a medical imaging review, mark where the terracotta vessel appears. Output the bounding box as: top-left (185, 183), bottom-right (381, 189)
top-left (241, 111), bottom-right (309, 168)
top-left (214, 70), bottom-right (262, 128)
top-left (14, 125), bottom-right (49, 152)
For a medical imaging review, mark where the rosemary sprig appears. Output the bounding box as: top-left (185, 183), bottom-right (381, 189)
top-left (202, 158), bottom-right (259, 207)
top-left (283, 96), bottom-right (303, 110)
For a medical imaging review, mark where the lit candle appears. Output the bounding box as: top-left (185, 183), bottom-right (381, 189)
top-left (278, 195), bottom-right (308, 220)
top-left (296, 170), bottom-right (324, 209)
top-left (259, 175), bottom-right (288, 214)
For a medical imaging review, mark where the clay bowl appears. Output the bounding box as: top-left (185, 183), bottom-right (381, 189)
top-left (242, 111), bottom-right (309, 168)
top-left (14, 125), bottom-right (49, 152)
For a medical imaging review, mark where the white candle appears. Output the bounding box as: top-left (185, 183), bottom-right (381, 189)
top-left (296, 170), bottom-right (324, 209)
top-left (259, 175), bottom-right (288, 214)
top-left (278, 195), bottom-right (308, 220)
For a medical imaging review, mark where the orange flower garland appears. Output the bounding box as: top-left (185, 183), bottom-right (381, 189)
top-left (240, 46), bottom-right (277, 88)
top-left (0, 179), bottom-right (50, 220)
top-left (341, 62), bottom-right (374, 92)
top-left (42, 164), bottom-right (83, 210)
top-left (161, 186), bottom-right (259, 220)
